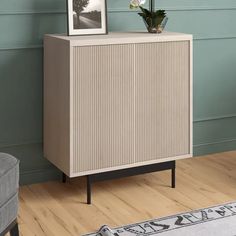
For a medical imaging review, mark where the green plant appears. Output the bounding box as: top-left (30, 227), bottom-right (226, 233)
top-left (129, 0), bottom-right (167, 33)
top-left (138, 6), bottom-right (166, 29)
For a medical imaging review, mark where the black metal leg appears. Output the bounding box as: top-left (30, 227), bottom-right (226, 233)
top-left (87, 175), bottom-right (92, 205)
top-left (171, 167), bottom-right (176, 188)
top-left (59, 162), bottom-right (176, 204)
top-left (62, 173), bottom-right (66, 183)
top-left (10, 222), bottom-right (19, 236)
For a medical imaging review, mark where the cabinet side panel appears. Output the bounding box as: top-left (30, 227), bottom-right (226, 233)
top-left (72, 44), bottom-right (134, 174)
top-left (135, 41), bottom-right (190, 162)
top-left (44, 37), bottom-right (70, 175)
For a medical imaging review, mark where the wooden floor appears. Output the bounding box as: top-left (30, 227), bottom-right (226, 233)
top-left (16, 151), bottom-right (236, 236)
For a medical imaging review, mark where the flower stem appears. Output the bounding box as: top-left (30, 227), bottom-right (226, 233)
top-left (150, 0), bottom-right (155, 12)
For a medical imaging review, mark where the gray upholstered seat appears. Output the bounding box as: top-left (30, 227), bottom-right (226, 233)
top-left (0, 153), bottom-right (19, 236)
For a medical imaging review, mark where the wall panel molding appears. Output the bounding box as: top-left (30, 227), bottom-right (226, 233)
top-left (0, 140), bottom-right (42, 149)
top-left (1, 6), bottom-right (236, 15)
top-left (0, 44), bottom-right (43, 51)
top-left (1, 35), bottom-right (236, 51)
top-left (20, 167), bottom-right (60, 185)
top-left (107, 7), bottom-right (236, 12)
top-left (0, 115), bottom-right (236, 150)
top-left (193, 138), bottom-right (236, 156)
top-left (194, 114), bottom-right (236, 123)
top-left (0, 10), bottom-right (66, 15)
top-left (194, 138), bottom-right (236, 148)
top-left (195, 36), bottom-right (236, 41)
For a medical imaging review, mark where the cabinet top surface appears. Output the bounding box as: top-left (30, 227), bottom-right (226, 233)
top-left (45, 31), bottom-right (192, 46)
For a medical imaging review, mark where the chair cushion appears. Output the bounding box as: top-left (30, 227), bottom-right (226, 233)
top-left (0, 193), bottom-right (18, 234)
top-left (0, 153), bottom-right (19, 209)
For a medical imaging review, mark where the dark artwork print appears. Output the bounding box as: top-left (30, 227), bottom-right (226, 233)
top-left (73, 0), bottom-right (102, 29)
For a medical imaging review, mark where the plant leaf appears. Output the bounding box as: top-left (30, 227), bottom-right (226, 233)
top-left (139, 6), bottom-right (152, 17)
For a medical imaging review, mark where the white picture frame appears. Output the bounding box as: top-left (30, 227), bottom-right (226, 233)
top-left (67, 0), bottom-right (108, 36)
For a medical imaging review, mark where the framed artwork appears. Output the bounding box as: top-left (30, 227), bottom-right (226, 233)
top-left (67, 0), bottom-right (108, 36)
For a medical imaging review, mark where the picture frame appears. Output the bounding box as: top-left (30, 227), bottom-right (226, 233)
top-left (67, 0), bottom-right (108, 36)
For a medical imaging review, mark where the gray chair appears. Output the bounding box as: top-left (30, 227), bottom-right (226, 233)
top-left (0, 153), bottom-right (19, 236)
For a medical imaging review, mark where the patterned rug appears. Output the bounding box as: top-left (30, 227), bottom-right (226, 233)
top-left (84, 201), bottom-right (236, 236)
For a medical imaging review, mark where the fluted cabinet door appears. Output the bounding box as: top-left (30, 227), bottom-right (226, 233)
top-left (72, 44), bottom-right (135, 173)
top-left (135, 41), bottom-right (190, 162)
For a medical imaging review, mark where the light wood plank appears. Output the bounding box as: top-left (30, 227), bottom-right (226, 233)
top-left (18, 151), bottom-right (236, 235)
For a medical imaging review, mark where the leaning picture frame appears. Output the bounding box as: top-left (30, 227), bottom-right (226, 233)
top-left (67, 0), bottom-right (108, 36)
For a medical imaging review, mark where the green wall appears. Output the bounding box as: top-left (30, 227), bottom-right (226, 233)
top-left (0, 0), bottom-right (236, 184)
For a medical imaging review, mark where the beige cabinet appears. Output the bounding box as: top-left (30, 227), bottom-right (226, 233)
top-left (44, 32), bottom-right (193, 178)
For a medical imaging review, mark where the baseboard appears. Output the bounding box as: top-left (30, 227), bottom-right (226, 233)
top-left (193, 139), bottom-right (236, 156)
top-left (20, 166), bottom-right (61, 185)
